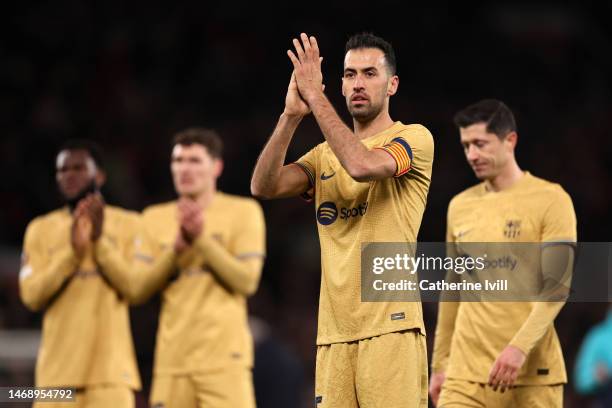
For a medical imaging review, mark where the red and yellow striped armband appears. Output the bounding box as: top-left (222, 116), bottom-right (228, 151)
top-left (375, 137), bottom-right (413, 177)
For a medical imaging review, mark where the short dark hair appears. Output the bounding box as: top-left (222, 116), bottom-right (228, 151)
top-left (173, 127), bottom-right (223, 159)
top-left (345, 32), bottom-right (396, 75)
top-left (58, 139), bottom-right (105, 169)
top-left (453, 99), bottom-right (517, 138)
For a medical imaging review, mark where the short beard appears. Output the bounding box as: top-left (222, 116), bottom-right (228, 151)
top-left (347, 102), bottom-right (383, 123)
top-left (64, 180), bottom-right (98, 211)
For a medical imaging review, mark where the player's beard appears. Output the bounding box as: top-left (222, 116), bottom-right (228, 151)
top-left (347, 99), bottom-right (384, 123)
top-left (63, 179), bottom-right (98, 211)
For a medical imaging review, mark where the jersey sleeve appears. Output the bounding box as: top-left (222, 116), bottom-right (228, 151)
top-left (230, 200), bottom-right (266, 259)
top-left (375, 137), bottom-right (413, 177)
top-left (195, 200), bottom-right (266, 296)
top-left (385, 125), bottom-right (434, 179)
top-left (431, 202), bottom-right (460, 372)
top-left (19, 219), bottom-right (79, 311)
top-left (97, 208), bottom-right (178, 304)
top-left (95, 209), bottom-right (153, 302)
top-left (541, 188), bottom-right (577, 242)
top-left (294, 145), bottom-right (319, 200)
top-left (294, 146), bottom-right (318, 187)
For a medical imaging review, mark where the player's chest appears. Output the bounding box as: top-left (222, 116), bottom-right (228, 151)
top-left (315, 156), bottom-right (370, 202)
top-left (450, 197), bottom-right (543, 242)
top-left (43, 217), bottom-right (72, 254)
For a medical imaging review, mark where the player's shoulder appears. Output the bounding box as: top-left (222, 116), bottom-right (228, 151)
top-left (393, 122), bottom-right (433, 140)
top-left (216, 192), bottom-right (262, 213)
top-left (104, 205), bottom-right (141, 228)
top-left (142, 201), bottom-right (176, 219)
top-left (105, 204), bottom-right (139, 219)
top-left (524, 173), bottom-right (572, 202)
top-left (450, 183), bottom-right (484, 207)
top-left (446, 184), bottom-right (485, 219)
top-left (24, 208), bottom-right (69, 239)
top-left (27, 208), bottom-right (67, 229)
top-left (396, 122), bottom-right (432, 135)
top-left (312, 140), bottom-right (331, 156)
top-left (390, 122), bottom-right (434, 153)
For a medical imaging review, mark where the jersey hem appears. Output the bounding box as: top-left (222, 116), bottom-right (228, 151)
top-left (316, 323), bottom-right (425, 346)
top-left (445, 373), bottom-right (567, 386)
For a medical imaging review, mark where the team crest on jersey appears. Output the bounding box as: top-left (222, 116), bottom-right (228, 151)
top-left (503, 220), bottom-right (521, 238)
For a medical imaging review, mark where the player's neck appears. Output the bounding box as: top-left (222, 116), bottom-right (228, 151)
top-left (486, 161), bottom-right (524, 192)
top-left (189, 186), bottom-right (217, 209)
top-left (353, 111), bottom-right (395, 140)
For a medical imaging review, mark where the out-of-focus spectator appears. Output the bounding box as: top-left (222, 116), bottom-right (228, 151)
top-left (574, 304), bottom-right (612, 406)
top-left (250, 316), bottom-right (304, 408)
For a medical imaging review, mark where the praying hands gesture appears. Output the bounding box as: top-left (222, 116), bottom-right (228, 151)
top-left (287, 33), bottom-right (325, 105)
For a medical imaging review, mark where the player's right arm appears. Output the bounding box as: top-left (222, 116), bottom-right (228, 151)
top-left (96, 238), bottom-right (177, 304)
top-left (430, 301), bottom-right (460, 406)
top-left (430, 205), bottom-right (461, 406)
top-left (95, 210), bottom-right (179, 304)
top-left (19, 219), bottom-right (80, 311)
top-left (250, 72), bottom-right (316, 199)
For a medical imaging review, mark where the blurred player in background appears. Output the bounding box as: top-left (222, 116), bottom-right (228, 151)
top-left (98, 128), bottom-right (265, 408)
top-left (574, 303), bottom-right (612, 406)
top-left (251, 32), bottom-right (434, 407)
top-left (19, 140), bottom-right (141, 407)
top-left (430, 99), bottom-right (576, 407)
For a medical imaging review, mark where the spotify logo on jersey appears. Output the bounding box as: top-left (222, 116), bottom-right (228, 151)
top-left (317, 202), bottom-right (338, 225)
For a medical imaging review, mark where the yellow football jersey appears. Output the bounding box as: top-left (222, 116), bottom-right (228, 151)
top-left (139, 192), bottom-right (265, 376)
top-left (432, 172), bottom-right (577, 385)
top-left (19, 206), bottom-right (141, 389)
top-left (296, 122), bottom-right (434, 345)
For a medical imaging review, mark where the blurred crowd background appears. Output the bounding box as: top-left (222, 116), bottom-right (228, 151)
top-left (1, 1), bottom-right (611, 407)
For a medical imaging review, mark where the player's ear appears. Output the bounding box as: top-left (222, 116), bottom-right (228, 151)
top-left (95, 169), bottom-right (106, 188)
top-left (387, 75), bottom-right (399, 96)
top-left (213, 159), bottom-right (224, 179)
top-left (505, 131), bottom-right (518, 150)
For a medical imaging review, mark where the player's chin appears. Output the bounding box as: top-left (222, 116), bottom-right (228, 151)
top-left (472, 167), bottom-right (490, 180)
top-left (176, 186), bottom-right (196, 197)
top-left (61, 186), bottom-right (85, 201)
top-left (349, 107), bottom-right (376, 122)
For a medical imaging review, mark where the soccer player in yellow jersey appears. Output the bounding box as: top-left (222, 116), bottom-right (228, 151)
top-left (430, 99), bottom-right (577, 407)
top-left (96, 128), bottom-right (265, 408)
top-left (252, 33), bottom-right (434, 407)
top-left (19, 140), bottom-right (141, 407)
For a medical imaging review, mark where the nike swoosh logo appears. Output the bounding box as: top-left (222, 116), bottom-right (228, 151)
top-left (320, 171), bottom-right (335, 180)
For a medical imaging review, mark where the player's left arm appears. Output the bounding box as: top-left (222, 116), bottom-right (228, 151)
top-left (489, 189), bottom-right (577, 392)
top-left (193, 201), bottom-right (266, 296)
top-left (287, 33), bottom-right (401, 182)
top-left (489, 247), bottom-right (574, 392)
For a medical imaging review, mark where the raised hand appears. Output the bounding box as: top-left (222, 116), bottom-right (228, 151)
top-left (72, 199), bottom-right (92, 258)
top-left (177, 197), bottom-right (203, 244)
top-left (174, 230), bottom-right (189, 253)
top-left (284, 72), bottom-right (311, 117)
top-left (287, 33), bottom-right (324, 103)
top-left (86, 193), bottom-right (105, 241)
